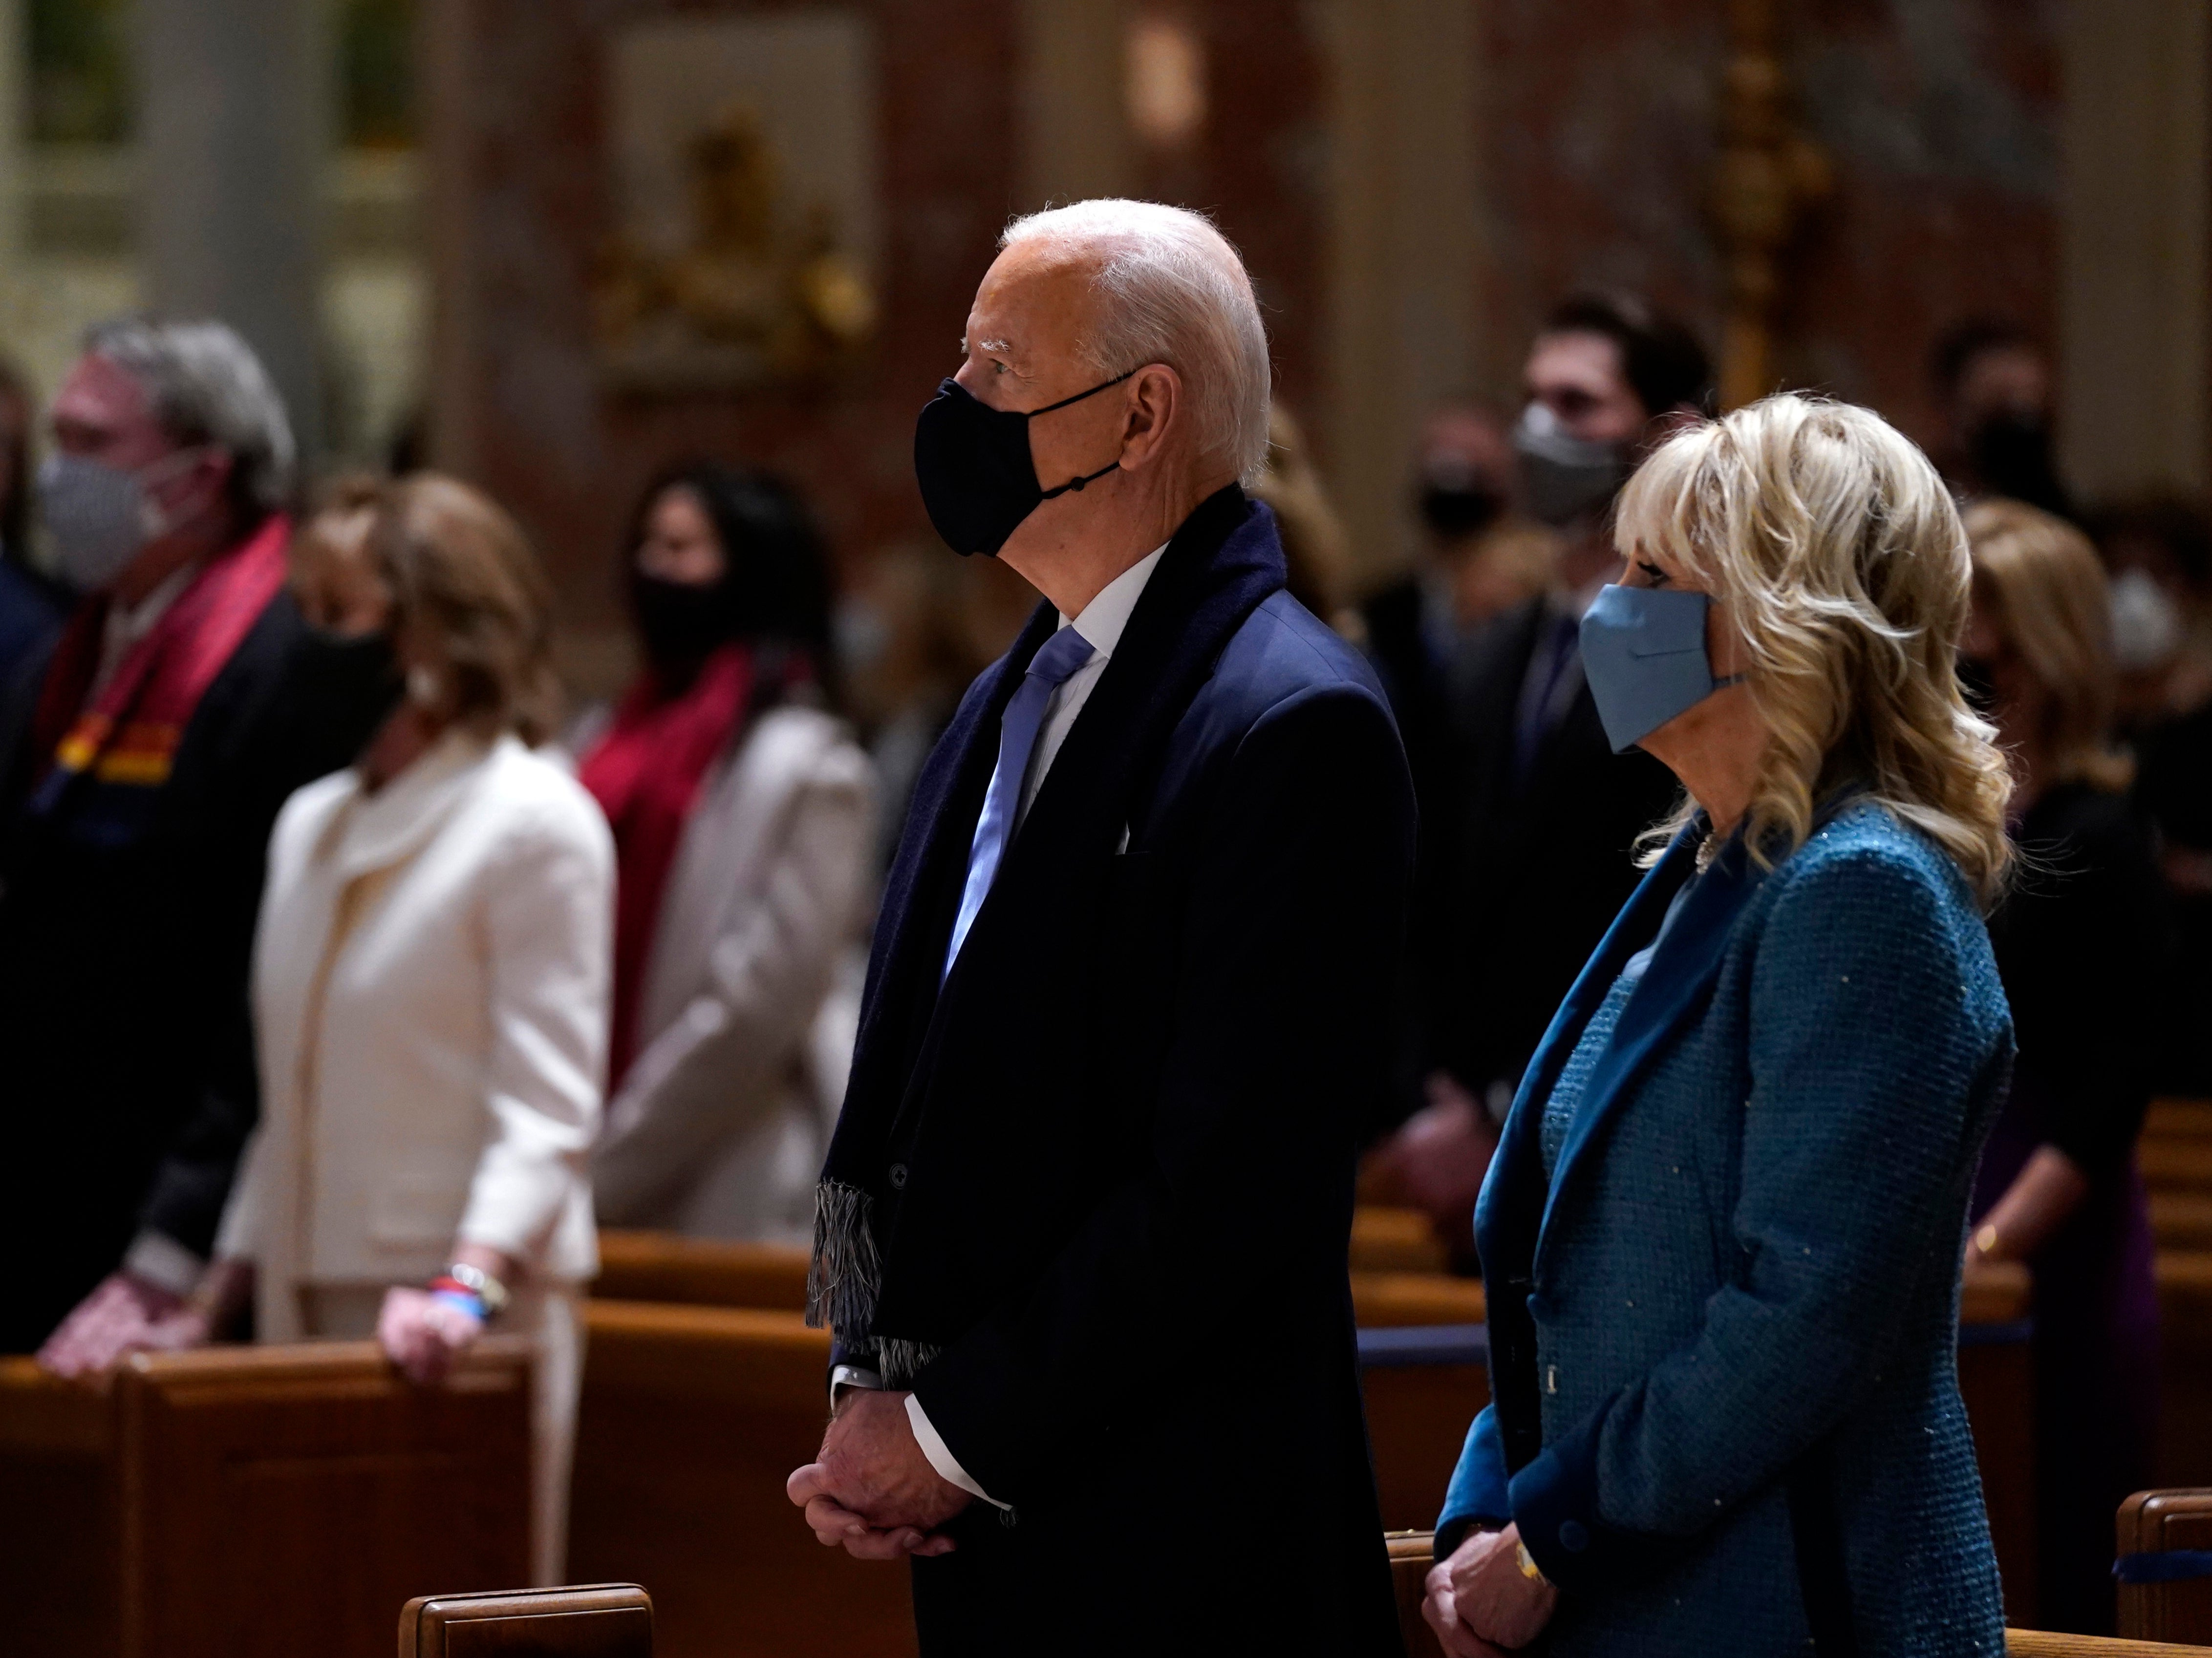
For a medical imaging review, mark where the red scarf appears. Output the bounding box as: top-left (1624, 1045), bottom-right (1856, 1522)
top-left (30, 515), bottom-right (290, 834)
top-left (580, 643), bottom-right (757, 1087)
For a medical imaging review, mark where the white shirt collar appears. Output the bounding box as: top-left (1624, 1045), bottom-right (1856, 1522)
top-left (1058, 543), bottom-right (1167, 659)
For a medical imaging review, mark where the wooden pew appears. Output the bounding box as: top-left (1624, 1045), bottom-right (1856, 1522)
top-left (0, 1339), bottom-right (532, 1658)
top-left (2121, 1489), bottom-right (2212, 1645)
top-left (1387, 1530), bottom-right (2212, 1658)
top-left (590, 1217), bottom-right (1470, 1312)
top-left (2145, 1102), bottom-right (2212, 1200)
top-left (566, 1302), bottom-right (916, 1658)
top-left (2155, 1194), bottom-right (2212, 1254)
top-left (401, 1584), bottom-right (653, 1656)
top-left (1352, 1206), bottom-right (1451, 1274)
top-left (594, 1231), bottom-right (812, 1311)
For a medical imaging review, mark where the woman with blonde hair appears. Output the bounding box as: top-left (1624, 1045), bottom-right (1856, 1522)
top-left (1960, 497), bottom-right (2166, 1634)
top-left (1426, 394), bottom-right (2014, 1657)
top-left (191, 474), bottom-right (614, 1584)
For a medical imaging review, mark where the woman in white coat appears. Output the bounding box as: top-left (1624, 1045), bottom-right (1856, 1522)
top-left (202, 474), bottom-right (613, 1584)
top-left (577, 464), bottom-right (873, 1242)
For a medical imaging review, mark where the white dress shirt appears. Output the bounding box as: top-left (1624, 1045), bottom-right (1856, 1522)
top-left (1015, 542), bottom-right (1166, 827)
top-left (854, 543), bottom-right (1168, 1511)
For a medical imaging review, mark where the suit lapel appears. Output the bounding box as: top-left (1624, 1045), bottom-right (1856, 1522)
top-left (932, 487), bottom-right (1279, 1010)
top-left (1533, 828), bottom-right (1764, 1250)
top-left (824, 486), bottom-right (1283, 1190)
top-left (1475, 825), bottom-right (1702, 1277)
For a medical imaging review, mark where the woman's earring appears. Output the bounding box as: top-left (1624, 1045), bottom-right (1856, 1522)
top-left (407, 664), bottom-right (443, 710)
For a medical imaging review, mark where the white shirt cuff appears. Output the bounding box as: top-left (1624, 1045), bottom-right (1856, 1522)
top-left (123, 1229), bottom-right (207, 1298)
top-left (904, 1393), bottom-right (1009, 1510)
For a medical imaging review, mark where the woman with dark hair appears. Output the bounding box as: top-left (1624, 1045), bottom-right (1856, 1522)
top-left (580, 463), bottom-right (874, 1240)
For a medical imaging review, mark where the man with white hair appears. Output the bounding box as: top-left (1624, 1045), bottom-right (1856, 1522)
top-left (0, 317), bottom-right (395, 1362)
top-left (786, 201), bottom-right (1414, 1651)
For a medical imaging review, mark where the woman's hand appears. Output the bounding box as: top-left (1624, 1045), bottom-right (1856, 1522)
top-left (377, 1286), bottom-right (483, 1384)
top-left (1425, 1523), bottom-right (1558, 1652)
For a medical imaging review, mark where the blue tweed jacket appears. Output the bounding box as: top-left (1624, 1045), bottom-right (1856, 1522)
top-left (1440, 800), bottom-right (2014, 1657)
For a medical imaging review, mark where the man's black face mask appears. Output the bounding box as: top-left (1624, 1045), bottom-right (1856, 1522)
top-left (912, 369), bottom-right (1134, 556)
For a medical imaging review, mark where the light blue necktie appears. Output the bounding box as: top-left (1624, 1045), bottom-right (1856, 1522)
top-left (944, 625), bottom-right (1096, 979)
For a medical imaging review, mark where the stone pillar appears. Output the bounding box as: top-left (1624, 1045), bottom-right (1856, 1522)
top-left (1317, 0), bottom-right (1480, 589)
top-left (136, 0), bottom-right (330, 461)
top-left (2059, 0), bottom-right (2211, 497)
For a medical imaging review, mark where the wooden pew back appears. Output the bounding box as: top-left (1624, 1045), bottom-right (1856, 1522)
top-left (566, 1302), bottom-right (915, 1658)
top-left (401, 1584), bottom-right (653, 1656)
top-left (593, 1232), bottom-right (813, 1311)
top-left (0, 1340), bottom-right (533, 1658)
top-left (2119, 1489), bottom-right (2212, 1645)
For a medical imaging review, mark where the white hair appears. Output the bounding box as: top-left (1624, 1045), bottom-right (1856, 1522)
top-left (1000, 199), bottom-right (1271, 485)
top-left (85, 315), bottom-right (296, 516)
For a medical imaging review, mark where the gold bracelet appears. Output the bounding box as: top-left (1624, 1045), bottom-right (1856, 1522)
top-left (1516, 1540), bottom-right (1547, 1583)
top-left (1973, 1222), bottom-right (2002, 1261)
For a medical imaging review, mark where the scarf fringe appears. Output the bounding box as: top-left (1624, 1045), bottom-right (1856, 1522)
top-left (878, 1339), bottom-right (944, 1389)
top-left (807, 1180), bottom-right (942, 1385)
top-left (807, 1178), bottom-right (882, 1334)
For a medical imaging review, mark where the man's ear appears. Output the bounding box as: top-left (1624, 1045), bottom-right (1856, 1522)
top-left (1117, 364), bottom-right (1182, 471)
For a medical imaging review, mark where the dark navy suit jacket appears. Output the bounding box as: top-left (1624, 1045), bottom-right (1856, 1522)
top-left (821, 488), bottom-right (1415, 1655)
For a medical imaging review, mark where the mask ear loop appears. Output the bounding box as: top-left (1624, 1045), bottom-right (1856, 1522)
top-left (1026, 366), bottom-right (1141, 498)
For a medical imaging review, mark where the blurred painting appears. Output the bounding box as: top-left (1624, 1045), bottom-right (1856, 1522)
top-left (597, 11), bottom-right (880, 391)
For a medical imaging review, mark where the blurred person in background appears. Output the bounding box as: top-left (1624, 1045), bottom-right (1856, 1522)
top-left (182, 474), bottom-right (611, 1586)
top-left (2107, 496), bottom-right (2212, 1093)
top-left (1930, 318), bottom-right (2072, 519)
top-left (1962, 499), bottom-right (2167, 1636)
top-left (578, 463), bottom-right (874, 1241)
top-left (1369, 296), bottom-right (1696, 1264)
top-left (0, 357), bottom-right (65, 693)
top-left (8, 318), bottom-right (392, 1359)
top-left (1353, 404), bottom-right (1553, 1142)
top-left (843, 542), bottom-right (1037, 875)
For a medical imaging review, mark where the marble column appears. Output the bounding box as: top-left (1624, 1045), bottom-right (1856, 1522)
top-left (136, 0), bottom-right (330, 460)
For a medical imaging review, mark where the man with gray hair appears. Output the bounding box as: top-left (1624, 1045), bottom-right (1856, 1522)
top-left (0, 318), bottom-right (394, 1362)
top-left (786, 200), bottom-right (1413, 1652)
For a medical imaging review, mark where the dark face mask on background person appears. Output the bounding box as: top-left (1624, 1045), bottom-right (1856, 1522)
top-left (912, 369), bottom-right (1136, 556)
top-left (1512, 402), bottom-right (1634, 529)
top-left (631, 571), bottom-right (740, 667)
top-left (1968, 411), bottom-right (2070, 517)
top-left (1417, 458), bottom-right (1505, 541)
top-left (296, 627), bottom-right (405, 743)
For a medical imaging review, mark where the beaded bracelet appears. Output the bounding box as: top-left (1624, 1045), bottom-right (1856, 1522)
top-left (428, 1276), bottom-right (487, 1322)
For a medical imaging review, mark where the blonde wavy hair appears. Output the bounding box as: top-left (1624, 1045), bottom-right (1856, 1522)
top-left (1963, 497), bottom-right (2133, 794)
top-left (1614, 393), bottom-right (2013, 904)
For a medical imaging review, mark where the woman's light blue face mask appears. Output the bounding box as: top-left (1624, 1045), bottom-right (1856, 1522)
top-left (1577, 581), bottom-right (1746, 753)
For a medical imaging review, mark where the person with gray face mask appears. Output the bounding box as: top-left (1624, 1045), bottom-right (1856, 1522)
top-left (1, 317), bottom-right (394, 1365)
top-left (1373, 293), bottom-right (1707, 1263)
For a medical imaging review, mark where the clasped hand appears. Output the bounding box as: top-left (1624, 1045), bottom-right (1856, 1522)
top-left (786, 1388), bottom-right (970, 1560)
top-left (1422, 1523), bottom-right (1559, 1655)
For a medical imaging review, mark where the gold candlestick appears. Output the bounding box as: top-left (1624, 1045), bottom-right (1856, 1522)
top-left (1708, 0), bottom-right (1831, 410)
